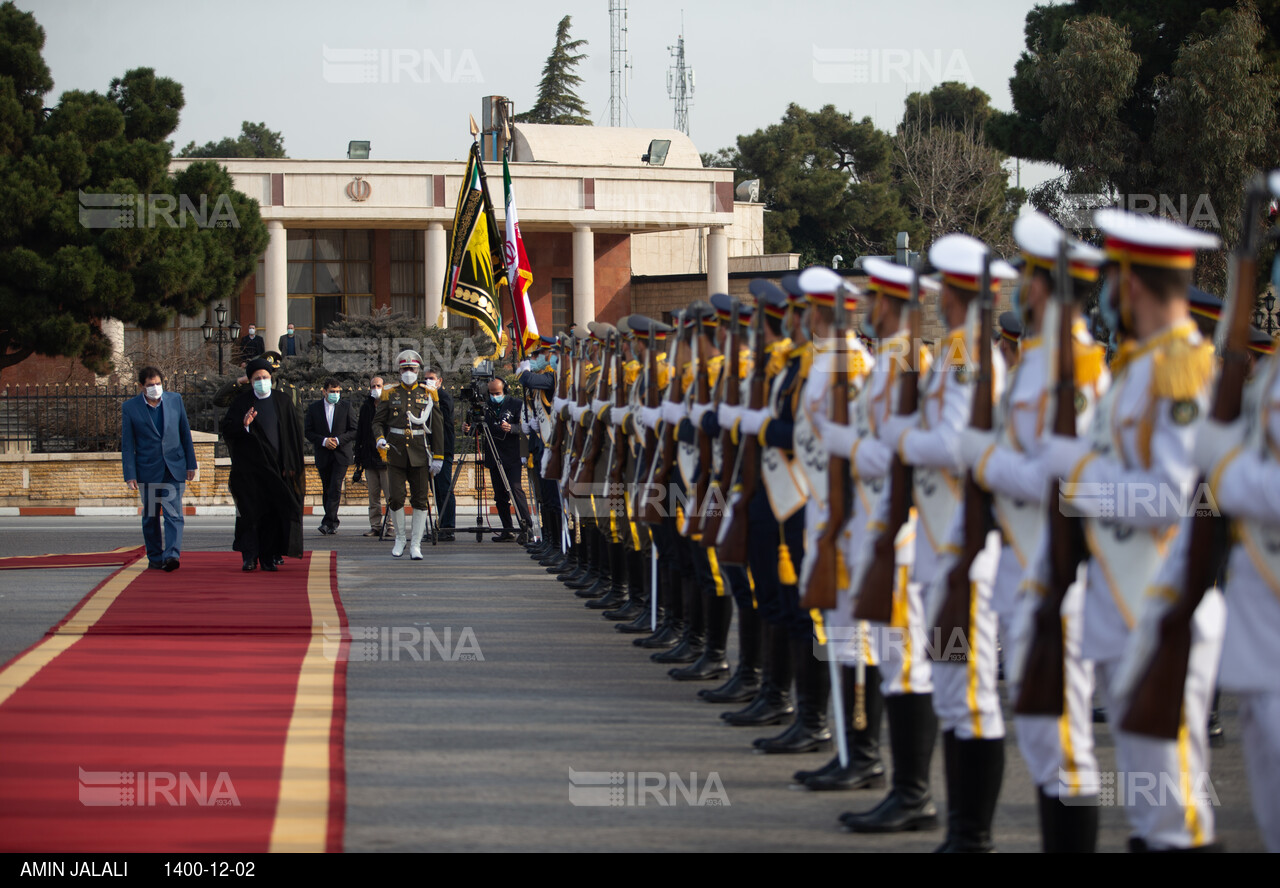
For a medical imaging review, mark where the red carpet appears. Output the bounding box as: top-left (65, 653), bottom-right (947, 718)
top-left (0, 545), bottom-right (145, 570)
top-left (0, 551), bottom-right (347, 853)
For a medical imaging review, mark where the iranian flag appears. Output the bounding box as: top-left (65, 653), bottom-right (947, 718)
top-left (503, 154), bottom-right (539, 354)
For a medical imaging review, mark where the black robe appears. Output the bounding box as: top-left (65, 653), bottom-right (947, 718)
top-left (221, 389), bottom-right (306, 560)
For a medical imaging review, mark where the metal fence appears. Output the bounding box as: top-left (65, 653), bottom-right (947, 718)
top-left (0, 381), bottom-right (480, 457)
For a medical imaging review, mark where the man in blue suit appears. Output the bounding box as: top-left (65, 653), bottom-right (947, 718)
top-left (122, 366), bottom-right (198, 571)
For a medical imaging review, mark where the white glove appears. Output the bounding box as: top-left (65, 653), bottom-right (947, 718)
top-left (591, 398), bottom-right (610, 415)
top-left (517, 360), bottom-right (532, 374)
top-left (738, 408), bottom-right (769, 437)
top-left (718, 403), bottom-right (743, 429)
top-left (959, 429), bottom-right (997, 471)
top-left (661, 400), bottom-right (685, 426)
top-left (569, 403), bottom-right (586, 423)
top-left (1040, 434), bottom-right (1091, 480)
top-left (881, 413), bottom-right (917, 449)
top-left (1193, 417), bottom-right (1247, 477)
top-left (611, 407), bottom-right (630, 428)
top-left (639, 406), bottom-right (661, 430)
top-left (817, 416), bottom-right (857, 460)
top-left (430, 458), bottom-right (443, 477)
top-left (690, 403), bottom-right (711, 426)
top-left (553, 396), bottom-right (569, 415)
top-left (376, 437), bottom-right (390, 452)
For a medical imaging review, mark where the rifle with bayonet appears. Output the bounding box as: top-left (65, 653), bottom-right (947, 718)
top-left (1016, 238), bottom-right (1089, 715)
top-left (1119, 175), bottom-right (1270, 739)
top-left (699, 305), bottom-right (741, 547)
top-left (638, 314), bottom-right (692, 525)
top-left (931, 254), bottom-right (996, 661)
top-left (571, 332), bottom-right (617, 492)
top-left (803, 284), bottom-right (854, 610)
top-left (604, 332), bottom-right (630, 500)
top-left (562, 338), bottom-right (590, 501)
top-left (630, 326), bottom-right (660, 496)
top-left (681, 318), bottom-right (714, 537)
top-left (854, 265), bottom-right (922, 622)
top-left (717, 300), bottom-right (769, 565)
top-left (543, 336), bottom-right (571, 480)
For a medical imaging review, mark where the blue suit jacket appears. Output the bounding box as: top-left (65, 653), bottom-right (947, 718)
top-left (122, 391), bottom-right (198, 484)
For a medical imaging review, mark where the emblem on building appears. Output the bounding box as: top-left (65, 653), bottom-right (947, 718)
top-left (345, 176), bottom-right (371, 202)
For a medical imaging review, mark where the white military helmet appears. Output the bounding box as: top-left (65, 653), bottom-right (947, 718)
top-left (396, 350), bottom-right (423, 369)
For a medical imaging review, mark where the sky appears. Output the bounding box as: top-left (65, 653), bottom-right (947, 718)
top-left (24, 0), bottom-right (1058, 189)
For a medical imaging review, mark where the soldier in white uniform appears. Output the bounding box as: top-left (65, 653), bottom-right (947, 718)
top-left (812, 258), bottom-right (938, 794)
top-left (842, 236), bottom-right (1014, 837)
top-left (958, 212), bottom-right (1109, 851)
top-left (1041, 209), bottom-right (1223, 852)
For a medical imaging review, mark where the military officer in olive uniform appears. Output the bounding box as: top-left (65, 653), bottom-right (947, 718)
top-left (374, 350), bottom-right (446, 560)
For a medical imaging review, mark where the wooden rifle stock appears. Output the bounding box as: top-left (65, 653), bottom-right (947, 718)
top-left (717, 304), bottom-right (769, 566)
top-left (802, 303), bottom-right (853, 611)
top-left (682, 327), bottom-right (714, 537)
top-left (630, 329), bottom-right (660, 499)
top-left (1016, 240), bottom-right (1089, 715)
top-left (931, 258), bottom-right (996, 661)
top-left (1120, 180), bottom-right (1268, 739)
top-left (700, 309), bottom-right (741, 547)
top-left (854, 274), bottom-right (922, 623)
top-left (571, 336), bottom-right (616, 490)
top-left (563, 342), bottom-right (592, 498)
top-left (638, 319), bottom-right (691, 524)
top-left (543, 342), bottom-right (570, 480)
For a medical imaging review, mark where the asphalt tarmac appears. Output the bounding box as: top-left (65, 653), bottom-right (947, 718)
top-left (0, 517), bottom-right (1266, 852)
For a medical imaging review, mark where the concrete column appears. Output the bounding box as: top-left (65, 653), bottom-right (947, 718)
top-left (425, 223), bottom-right (447, 328)
top-left (264, 221), bottom-right (288, 347)
top-left (572, 225), bottom-right (595, 326)
top-left (101, 318), bottom-right (125, 382)
top-left (707, 225), bottom-right (729, 296)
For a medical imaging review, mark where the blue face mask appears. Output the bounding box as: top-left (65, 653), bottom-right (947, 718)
top-left (490, 394), bottom-right (503, 404)
top-left (252, 378), bottom-right (271, 396)
top-left (860, 317), bottom-right (877, 340)
top-left (326, 392), bottom-right (340, 405)
top-left (549, 354), bottom-right (560, 371)
top-left (530, 355), bottom-right (548, 372)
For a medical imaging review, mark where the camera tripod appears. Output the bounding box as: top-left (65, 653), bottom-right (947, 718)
top-left (440, 415), bottom-right (530, 544)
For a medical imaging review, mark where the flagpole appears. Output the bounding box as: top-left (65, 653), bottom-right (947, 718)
top-left (469, 118), bottom-right (525, 359)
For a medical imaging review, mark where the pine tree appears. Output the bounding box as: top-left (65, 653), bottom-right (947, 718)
top-left (514, 15), bottom-right (591, 126)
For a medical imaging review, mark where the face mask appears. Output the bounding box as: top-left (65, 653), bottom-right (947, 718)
top-left (549, 355), bottom-right (560, 371)
top-left (326, 392), bottom-right (340, 405)
top-left (530, 355), bottom-right (548, 372)
top-left (401, 371), bottom-right (418, 386)
top-left (248, 328), bottom-right (256, 337)
top-left (370, 387), bottom-right (382, 399)
top-left (287, 328), bottom-right (295, 337)
top-left (145, 383), bottom-right (163, 400)
top-left (1098, 277), bottom-right (1119, 334)
top-left (490, 394), bottom-right (503, 404)
top-left (859, 317), bottom-right (876, 340)
top-left (425, 378), bottom-right (439, 391)
top-left (252, 378), bottom-right (271, 396)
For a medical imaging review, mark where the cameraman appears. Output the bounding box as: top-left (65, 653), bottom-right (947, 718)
top-left (423, 367), bottom-right (456, 541)
top-left (464, 377), bottom-right (530, 543)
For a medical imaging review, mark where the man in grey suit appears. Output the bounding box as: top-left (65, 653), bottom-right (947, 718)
top-left (122, 366), bottom-right (198, 571)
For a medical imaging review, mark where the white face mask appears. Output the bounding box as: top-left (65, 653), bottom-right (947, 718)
top-left (145, 383), bottom-right (163, 400)
top-left (370, 387), bottom-right (382, 399)
top-left (248, 327), bottom-right (256, 337)
top-left (401, 371), bottom-right (418, 386)
top-left (425, 378), bottom-right (439, 391)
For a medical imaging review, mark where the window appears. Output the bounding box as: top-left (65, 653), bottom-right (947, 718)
top-left (551, 279), bottom-right (572, 335)
top-left (284, 229), bottom-right (374, 335)
top-left (390, 230), bottom-right (424, 318)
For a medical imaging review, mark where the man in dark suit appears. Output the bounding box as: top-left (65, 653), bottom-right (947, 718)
top-left (122, 366), bottom-right (198, 571)
top-left (423, 367), bottom-right (456, 541)
top-left (464, 376), bottom-right (529, 543)
top-left (237, 325), bottom-right (265, 364)
top-left (304, 376), bottom-right (358, 534)
top-left (278, 324), bottom-right (300, 357)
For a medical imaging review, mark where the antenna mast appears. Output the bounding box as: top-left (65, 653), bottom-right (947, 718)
top-left (609, 1), bottom-right (630, 127)
top-left (666, 19), bottom-right (693, 136)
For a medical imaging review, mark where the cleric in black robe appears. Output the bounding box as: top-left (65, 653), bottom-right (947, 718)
top-left (221, 357), bottom-right (305, 571)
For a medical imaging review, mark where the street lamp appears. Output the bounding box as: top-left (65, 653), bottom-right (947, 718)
top-left (202, 303), bottom-right (241, 375)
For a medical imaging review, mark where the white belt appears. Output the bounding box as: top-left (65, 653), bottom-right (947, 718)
top-left (390, 428), bottom-right (427, 437)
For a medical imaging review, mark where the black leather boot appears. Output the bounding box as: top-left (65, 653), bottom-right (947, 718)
top-left (652, 576), bottom-right (704, 663)
top-left (937, 738), bottom-right (1002, 852)
top-left (636, 564), bottom-right (683, 649)
top-left (1208, 689), bottom-right (1224, 748)
top-left (587, 543), bottom-right (629, 609)
top-left (569, 527), bottom-right (603, 590)
top-left (1038, 786), bottom-right (1099, 852)
top-left (605, 550), bottom-right (646, 621)
top-left (700, 603), bottom-right (763, 703)
top-left (804, 664), bottom-right (886, 791)
top-left (669, 589), bottom-right (731, 681)
top-left (933, 730), bottom-right (961, 851)
top-left (840, 693), bottom-right (939, 833)
top-left (754, 634), bottom-right (832, 754)
top-left (723, 622), bottom-right (795, 726)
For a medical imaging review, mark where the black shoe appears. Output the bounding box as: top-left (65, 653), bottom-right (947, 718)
top-left (1093, 707), bottom-right (1107, 724)
top-left (793, 755), bottom-right (841, 787)
top-left (585, 587), bottom-right (627, 610)
top-left (259, 557), bottom-right (278, 572)
top-left (698, 665), bottom-right (762, 704)
top-left (634, 621), bottom-right (682, 649)
top-left (516, 531), bottom-right (529, 546)
top-left (617, 609), bottom-right (658, 634)
top-left (274, 556), bottom-right (284, 566)
top-left (162, 558), bottom-right (180, 572)
top-left (840, 790), bottom-right (939, 833)
top-left (668, 652), bottom-right (730, 682)
top-left (318, 524), bottom-right (334, 535)
top-left (574, 578), bottom-right (608, 599)
top-left (753, 718), bottom-right (832, 754)
top-left (491, 532), bottom-right (516, 543)
top-left (242, 559), bottom-right (256, 572)
top-left (722, 690), bottom-right (795, 727)
top-left (438, 533), bottom-right (455, 542)
top-left (651, 634), bottom-right (703, 664)
top-left (148, 561), bottom-right (164, 570)
top-left (805, 759), bottom-right (887, 792)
